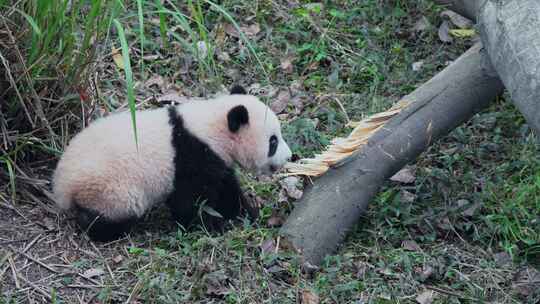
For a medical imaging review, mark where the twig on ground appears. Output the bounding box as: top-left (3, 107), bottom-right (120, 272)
top-left (16, 273), bottom-right (53, 301)
top-left (8, 255), bottom-right (20, 288)
top-left (425, 285), bottom-right (481, 302)
top-left (9, 246), bottom-right (59, 274)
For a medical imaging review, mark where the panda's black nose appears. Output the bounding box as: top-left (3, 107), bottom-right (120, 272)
top-left (291, 154), bottom-right (300, 162)
top-left (270, 165), bottom-right (277, 172)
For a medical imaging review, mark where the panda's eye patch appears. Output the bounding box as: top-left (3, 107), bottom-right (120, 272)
top-left (268, 135), bottom-right (278, 157)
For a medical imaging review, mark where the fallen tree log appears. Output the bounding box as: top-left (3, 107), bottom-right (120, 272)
top-left (435, 0), bottom-right (540, 135)
top-left (280, 43), bottom-right (504, 265)
top-left (433, 0), bottom-right (479, 20)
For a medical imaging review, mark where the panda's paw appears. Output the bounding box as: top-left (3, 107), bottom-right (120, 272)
top-left (240, 194), bottom-right (260, 221)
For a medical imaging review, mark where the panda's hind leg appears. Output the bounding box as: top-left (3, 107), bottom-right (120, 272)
top-left (74, 204), bottom-right (137, 242)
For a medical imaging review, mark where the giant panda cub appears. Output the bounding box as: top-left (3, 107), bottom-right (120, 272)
top-left (52, 85), bottom-right (292, 241)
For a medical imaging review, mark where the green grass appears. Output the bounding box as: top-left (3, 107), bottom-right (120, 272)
top-left (14, 0), bottom-right (116, 85)
top-left (1, 0), bottom-right (539, 303)
top-left (480, 114), bottom-right (540, 258)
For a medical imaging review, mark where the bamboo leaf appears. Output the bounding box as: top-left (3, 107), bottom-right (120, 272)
top-left (113, 19), bottom-right (138, 149)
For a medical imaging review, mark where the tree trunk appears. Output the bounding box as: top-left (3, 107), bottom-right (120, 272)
top-left (435, 0), bottom-right (540, 135)
top-left (478, 0), bottom-right (540, 135)
top-left (279, 43), bottom-right (504, 265)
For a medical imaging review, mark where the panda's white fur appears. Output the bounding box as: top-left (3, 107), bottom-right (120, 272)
top-left (52, 87), bottom-right (291, 241)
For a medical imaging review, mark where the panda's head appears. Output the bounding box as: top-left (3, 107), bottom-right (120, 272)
top-left (181, 85), bottom-right (292, 175)
top-left (225, 85), bottom-right (292, 175)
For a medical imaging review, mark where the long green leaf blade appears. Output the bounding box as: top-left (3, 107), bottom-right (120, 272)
top-left (113, 19), bottom-right (138, 149)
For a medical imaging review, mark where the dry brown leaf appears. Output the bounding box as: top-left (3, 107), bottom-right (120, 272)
top-left (412, 61), bottom-right (424, 72)
top-left (438, 20), bottom-right (453, 43)
top-left (289, 79), bottom-right (304, 94)
top-left (440, 10), bottom-right (473, 29)
top-left (204, 271), bottom-right (231, 297)
top-left (279, 176), bottom-right (303, 199)
top-left (42, 217), bottom-right (56, 231)
top-left (145, 75), bottom-right (166, 89)
top-left (378, 268), bottom-right (394, 277)
top-left (270, 90), bottom-right (290, 114)
top-left (224, 24), bottom-right (238, 37)
top-left (306, 60), bottom-right (319, 71)
top-left (457, 199), bottom-right (482, 217)
top-left (302, 261), bottom-right (320, 277)
top-left (413, 15), bottom-right (431, 32)
top-left (217, 51), bottom-right (231, 62)
top-left (82, 268), bottom-right (104, 279)
top-left (244, 23), bottom-right (261, 36)
top-left (267, 215), bottom-right (285, 227)
top-left (437, 216), bottom-right (453, 230)
top-left (206, 284), bottom-right (230, 297)
top-left (277, 188), bottom-right (289, 203)
top-left (280, 56), bottom-right (294, 74)
top-left (400, 190), bottom-right (417, 203)
top-left (157, 92), bottom-right (190, 104)
top-left (215, 24), bottom-right (226, 47)
top-left (149, 17), bottom-right (161, 27)
top-left (402, 240), bottom-right (421, 251)
top-left (418, 265), bottom-right (434, 281)
top-left (355, 262), bottom-right (368, 279)
top-left (301, 290), bottom-right (320, 304)
top-left (112, 255), bottom-right (124, 264)
top-left (224, 23), bottom-right (260, 38)
top-left (416, 290), bottom-right (435, 304)
top-left (111, 46), bottom-right (124, 70)
top-left (290, 95), bottom-right (306, 114)
top-left (390, 167), bottom-right (416, 184)
top-left (260, 238), bottom-right (277, 254)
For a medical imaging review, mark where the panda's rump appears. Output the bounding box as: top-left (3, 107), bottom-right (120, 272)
top-left (73, 178), bottom-right (139, 218)
top-left (58, 152), bottom-right (175, 220)
top-left (53, 107), bottom-right (177, 216)
top-left (68, 174), bottom-right (143, 241)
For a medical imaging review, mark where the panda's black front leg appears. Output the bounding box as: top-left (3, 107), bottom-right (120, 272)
top-left (212, 171), bottom-right (243, 222)
top-left (185, 169), bottom-right (243, 232)
top-left (218, 172), bottom-right (259, 221)
top-left (167, 178), bottom-right (227, 231)
top-left (167, 171), bottom-right (252, 232)
top-left (166, 179), bottom-right (200, 230)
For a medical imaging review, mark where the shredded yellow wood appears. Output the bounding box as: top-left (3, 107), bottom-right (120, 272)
top-left (283, 100), bottom-right (409, 177)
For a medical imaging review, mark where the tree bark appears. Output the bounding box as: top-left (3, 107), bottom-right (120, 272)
top-left (477, 0), bottom-right (540, 135)
top-left (435, 0), bottom-right (540, 135)
top-left (433, 0), bottom-right (480, 20)
top-left (279, 43), bottom-right (504, 265)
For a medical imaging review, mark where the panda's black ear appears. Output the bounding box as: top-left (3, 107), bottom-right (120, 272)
top-left (227, 105), bottom-right (249, 133)
top-left (230, 85), bottom-right (247, 95)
